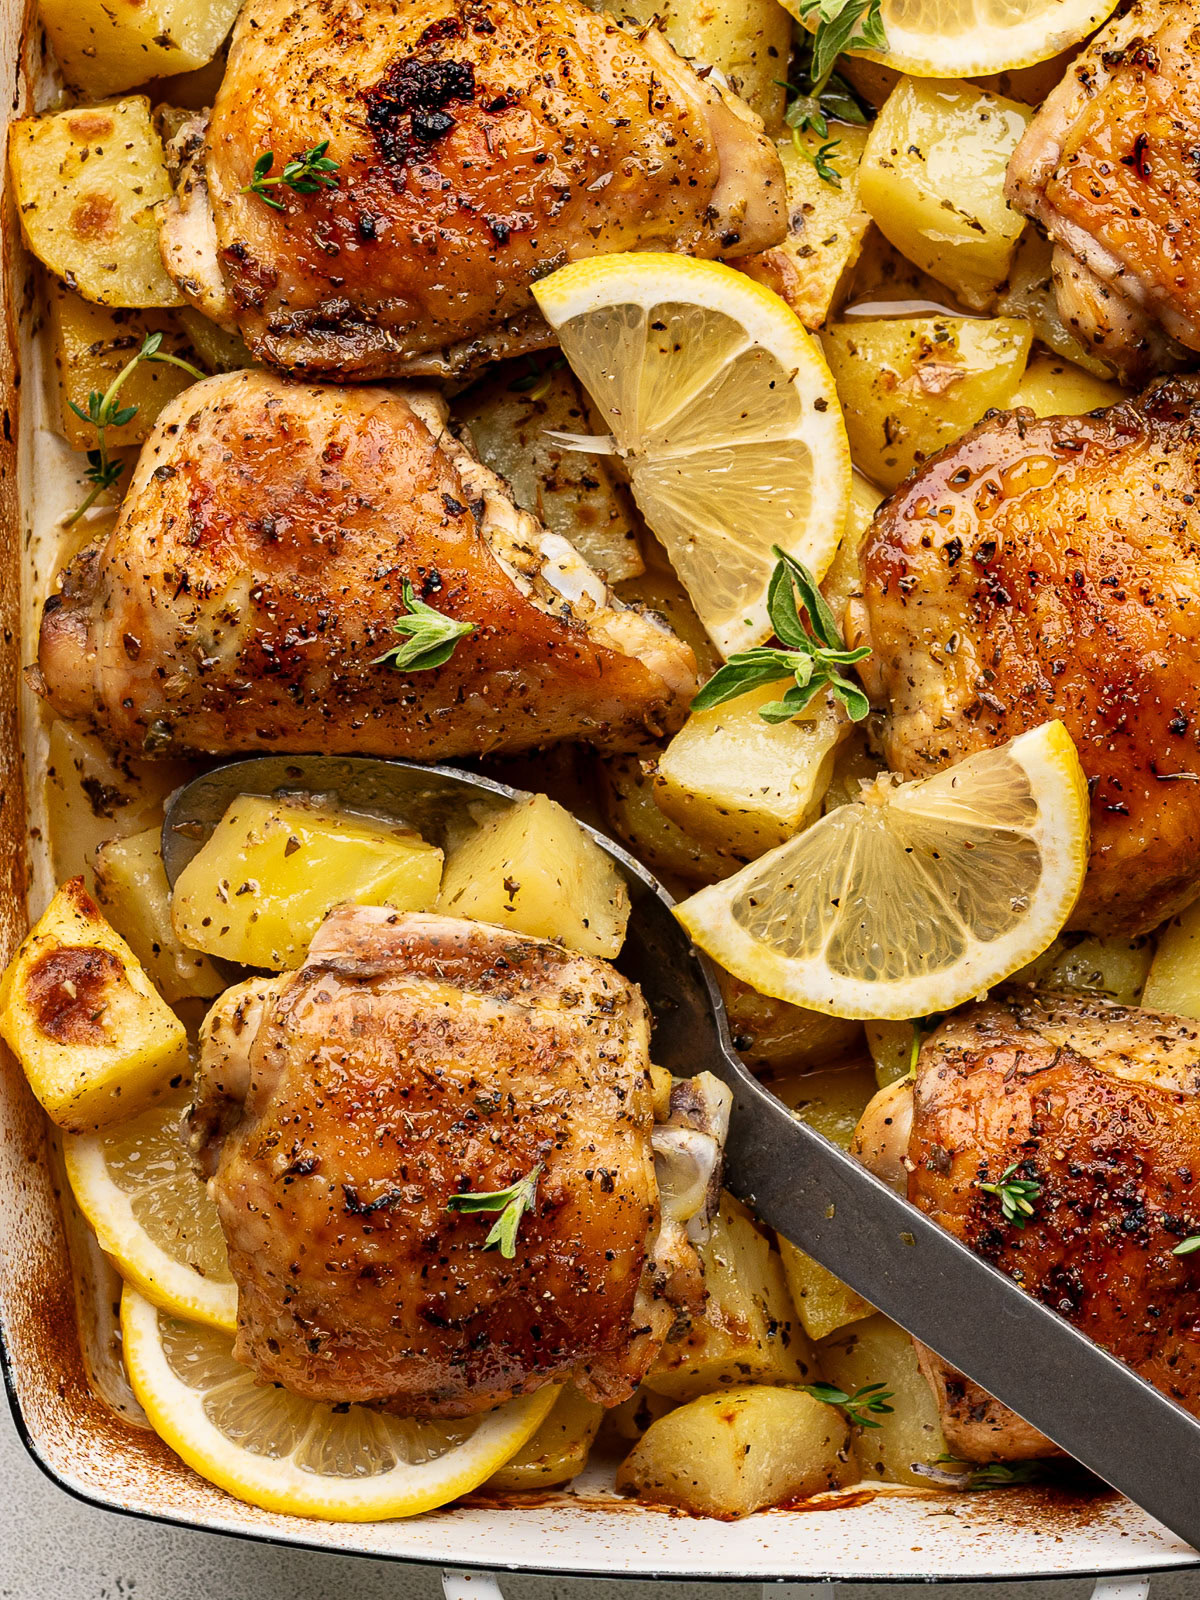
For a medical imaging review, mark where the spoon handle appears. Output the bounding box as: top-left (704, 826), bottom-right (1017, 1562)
top-left (721, 1067), bottom-right (1198, 1552)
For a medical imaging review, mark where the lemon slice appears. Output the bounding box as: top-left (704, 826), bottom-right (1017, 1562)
top-left (783, 0), bottom-right (1120, 79)
top-left (532, 254), bottom-right (850, 658)
top-left (120, 1287), bottom-right (560, 1521)
top-left (63, 1094), bottom-right (237, 1333)
top-left (676, 721), bottom-right (1088, 1020)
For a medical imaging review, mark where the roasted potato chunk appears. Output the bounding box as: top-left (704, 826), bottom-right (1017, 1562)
top-left (654, 684), bottom-right (845, 861)
top-left (176, 309), bottom-right (254, 374)
top-left (645, 1193), bottom-right (815, 1400)
top-left (487, 1386), bottom-right (604, 1490)
top-left (1006, 353), bottom-right (1126, 419)
top-left (718, 968), bottom-right (862, 1075)
top-left (597, 755), bottom-right (736, 889)
top-left (454, 362), bottom-right (643, 583)
top-left (438, 793), bottom-right (630, 958)
top-left (1012, 932), bottom-right (1153, 1006)
top-left (998, 230), bottom-right (1117, 381)
top-left (823, 315), bottom-right (1032, 491)
top-left (10, 99), bottom-right (181, 308)
top-left (819, 1313), bottom-right (949, 1489)
top-left (39, 0), bottom-right (240, 99)
top-left (1142, 903), bottom-right (1200, 1017)
top-left (44, 720), bottom-right (194, 891)
top-left (172, 796), bottom-right (443, 970)
top-left (49, 283), bottom-right (200, 450)
top-left (779, 1237), bottom-right (873, 1343)
top-left (740, 126), bottom-right (871, 330)
top-left (93, 829), bottom-right (222, 1005)
top-left (820, 472), bottom-right (884, 634)
top-left (606, 0), bottom-right (791, 128)
top-left (859, 78), bottom-right (1030, 310)
top-left (616, 1386), bottom-right (855, 1517)
top-left (0, 878), bottom-right (188, 1132)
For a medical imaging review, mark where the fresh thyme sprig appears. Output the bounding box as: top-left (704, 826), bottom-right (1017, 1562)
top-left (66, 332), bottom-right (206, 525)
top-left (1174, 1235), bottom-right (1200, 1256)
top-left (373, 577), bottom-right (475, 672)
top-left (780, 9), bottom-right (876, 188)
top-left (243, 141), bottom-right (340, 210)
top-left (447, 1162), bottom-right (543, 1260)
top-left (691, 547), bottom-right (871, 724)
top-left (979, 1161), bottom-right (1042, 1229)
top-left (802, 1380), bottom-right (895, 1429)
top-left (934, 1455), bottom-right (1050, 1490)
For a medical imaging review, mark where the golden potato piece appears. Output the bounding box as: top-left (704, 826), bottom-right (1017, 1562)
top-left (741, 126), bottom-right (872, 330)
top-left (438, 793), bottom-right (630, 958)
top-left (454, 362), bottom-right (643, 583)
top-left (48, 283), bottom-right (200, 450)
top-left (10, 98), bottom-right (181, 308)
top-left (859, 78), bottom-right (1030, 311)
top-left (819, 1313), bottom-right (949, 1488)
top-left (0, 878), bottom-right (188, 1133)
top-left (39, 0), bottom-right (240, 100)
top-left (45, 719), bottom-right (194, 891)
top-left (616, 1385), bottom-right (855, 1517)
top-left (819, 472), bottom-right (884, 634)
top-left (1006, 353), bottom-right (1127, 419)
top-left (1013, 932), bottom-right (1153, 1006)
top-left (823, 315), bottom-right (1032, 490)
top-left (597, 755), bottom-right (737, 889)
top-left (93, 829), bottom-right (223, 1005)
top-left (645, 1193), bottom-right (815, 1400)
top-left (779, 1237), bottom-right (873, 1343)
top-left (654, 684), bottom-right (846, 861)
top-left (487, 1386), bottom-right (604, 1490)
top-left (717, 968), bottom-right (862, 1075)
top-left (171, 796), bottom-right (443, 970)
top-left (1142, 903), bottom-right (1200, 1017)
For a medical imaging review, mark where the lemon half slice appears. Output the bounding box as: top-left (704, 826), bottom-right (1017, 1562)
top-left (63, 1094), bottom-right (237, 1333)
top-left (783, 0), bottom-right (1121, 80)
top-left (676, 721), bottom-right (1089, 1020)
top-left (121, 1287), bottom-right (561, 1521)
top-left (532, 254), bottom-right (850, 658)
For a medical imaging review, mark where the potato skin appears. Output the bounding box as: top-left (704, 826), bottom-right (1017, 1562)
top-left (616, 1385), bottom-right (855, 1518)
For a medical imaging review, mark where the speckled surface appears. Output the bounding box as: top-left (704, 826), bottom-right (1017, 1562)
top-left (0, 1393), bottom-right (1197, 1600)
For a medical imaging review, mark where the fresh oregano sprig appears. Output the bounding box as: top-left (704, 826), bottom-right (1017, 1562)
top-left (802, 1380), bottom-right (895, 1429)
top-left (66, 331), bottom-right (206, 525)
top-left (243, 141), bottom-right (341, 210)
top-left (797, 0), bottom-right (887, 96)
top-left (978, 1161), bottom-right (1042, 1229)
top-left (780, 23), bottom-right (874, 188)
top-left (691, 547), bottom-right (871, 725)
top-left (447, 1163), bottom-right (543, 1260)
top-left (373, 577), bottom-right (475, 672)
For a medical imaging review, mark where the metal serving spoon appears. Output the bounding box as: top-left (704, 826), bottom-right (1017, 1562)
top-left (164, 753), bottom-right (1200, 1550)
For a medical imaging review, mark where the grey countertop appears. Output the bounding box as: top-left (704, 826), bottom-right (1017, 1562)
top-left (2, 1397), bottom-right (1198, 1600)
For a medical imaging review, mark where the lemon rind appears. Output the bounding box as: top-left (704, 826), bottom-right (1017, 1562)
top-left (677, 722), bottom-right (1090, 1021)
top-left (120, 1287), bottom-right (561, 1521)
top-left (64, 1134), bottom-right (238, 1334)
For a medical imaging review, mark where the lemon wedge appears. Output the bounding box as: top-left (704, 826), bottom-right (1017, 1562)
top-left (782, 0), bottom-right (1120, 80)
top-left (63, 1093), bottom-right (237, 1333)
top-left (120, 1286), bottom-right (560, 1521)
top-left (531, 254), bottom-right (850, 658)
top-left (676, 721), bottom-right (1089, 1020)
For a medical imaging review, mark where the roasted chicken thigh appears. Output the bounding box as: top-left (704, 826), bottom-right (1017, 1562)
top-left (852, 377), bottom-right (1200, 935)
top-left (863, 990), bottom-right (1200, 1461)
top-left (189, 907), bottom-right (729, 1416)
top-left (36, 369), bottom-right (696, 760)
top-left (159, 0), bottom-right (786, 379)
top-left (1006, 0), bottom-right (1200, 380)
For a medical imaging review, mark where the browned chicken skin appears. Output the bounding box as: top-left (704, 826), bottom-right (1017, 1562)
top-left (851, 377), bottom-right (1200, 935)
top-left (159, 0), bottom-right (786, 379)
top-left (1006, 0), bottom-right (1199, 380)
top-left (36, 369), bottom-right (696, 760)
top-left (902, 991), bottom-right (1200, 1460)
top-left (189, 907), bottom-right (728, 1416)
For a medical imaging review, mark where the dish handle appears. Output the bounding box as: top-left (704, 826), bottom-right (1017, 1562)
top-left (442, 1572), bottom-right (1153, 1598)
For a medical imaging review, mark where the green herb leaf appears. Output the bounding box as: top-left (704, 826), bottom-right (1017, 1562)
top-left (691, 548), bottom-right (872, 726)
top-left (243, 141), bottom-right (341, 209)
top-left (802, 1380), bottom-right (895, 1429)
top-left (978, 1161), bottom-right (1042, 1229)
top-left (1174, 1235), bottom-right (1200, 1256)
top-left (373, 577), bottom-right (475, 672)
top-left (446, 1162), bottom-right (543, 1259)
top-left (937, 1456), bottom-right (1051, 1490)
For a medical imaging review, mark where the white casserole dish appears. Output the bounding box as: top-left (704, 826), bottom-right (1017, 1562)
top-left (0, 0), bottom-right (1196, 1581)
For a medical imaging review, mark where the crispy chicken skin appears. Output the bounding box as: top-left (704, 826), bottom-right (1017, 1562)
top-left (851, 377), bottom-right (1200, 935)
top-left (159, 0), bottom-right (786, 380)
top-left (189, 907), bottom-right (727, 1416)
top-left (36, 369), bottom-right (696, 760)
top-left (903, 991), bottom-right (1200, 1460)
top-left (1006, 0), bottom-right (1198, 380)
